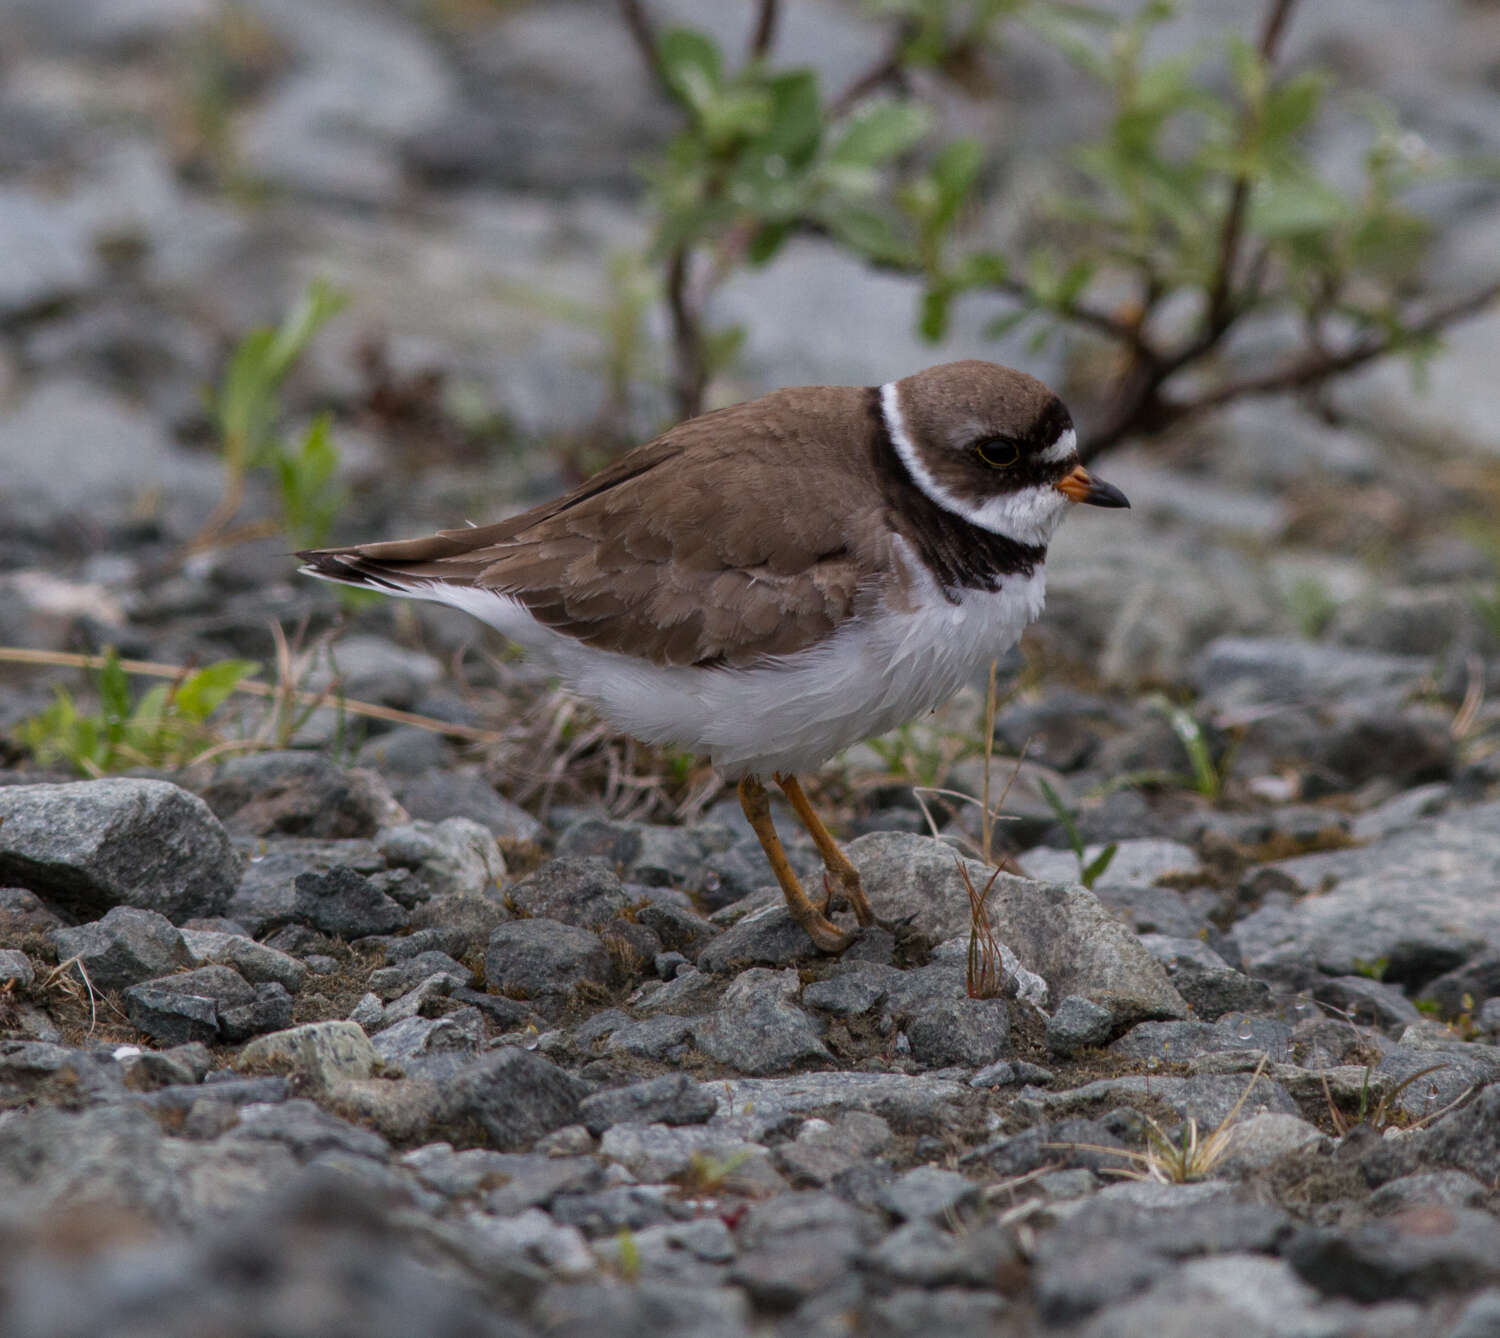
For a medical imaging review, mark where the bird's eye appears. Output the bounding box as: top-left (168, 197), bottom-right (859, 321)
top-left (974, 438), bottom-right (1019, 468)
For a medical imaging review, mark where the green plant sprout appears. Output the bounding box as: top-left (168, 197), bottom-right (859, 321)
top-left (1036, 776), bottom-right (1118, 889)
top-left (17, 648), bottom-right (259, 776)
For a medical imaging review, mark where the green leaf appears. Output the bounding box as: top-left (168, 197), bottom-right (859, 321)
top-left (174, 660), bottom-right (261, 722)
top-left (1036, 777), bottom-right (1083, 860)
top-left (96, 648), bottom-right (131, 731)
top-left (822, 203), bottom-right (909, 263)
top-left (983, 308), bottom-right (1030, 340)
top-left (1249, 177), bottom-right (1348, 237)
top-left (760, 71), bottom-right (822, 165)
top-left (931, 138), bottom-right (984, 224)
top-left (919, 285), bottom-right (952, 342)
top-left (1262, 71), bottom-right (1328, 146)
top-left (1081, 842), bottom-right (1118, 890)
top-left (659, 28), bottom-right (722, 111)
top-left (830, 100), bottom-right (931, 168)
top-left (747, 220), bottom-right (790, 265)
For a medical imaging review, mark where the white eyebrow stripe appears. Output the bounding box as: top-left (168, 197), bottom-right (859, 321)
top-left (1039, 427), bottom-right (1077, 466)
top-left (879, 380), bottom-right (1068, 548)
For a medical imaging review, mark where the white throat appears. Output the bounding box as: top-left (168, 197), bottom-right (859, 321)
top-left (880, 380), bottom-right (1071, 549)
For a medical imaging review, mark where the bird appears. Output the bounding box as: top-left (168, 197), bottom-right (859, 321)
top-left (299, 359), bottom-right (1128, 952)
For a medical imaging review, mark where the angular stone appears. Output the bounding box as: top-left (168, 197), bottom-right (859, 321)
top-left (0, 779), bottom-right (236, 922)
top-left (179, 927), bottom-right (309, 993)
top-left (236, 1020), bottom-right (381, 1089)
top-left (848, 831), bottom-right (1186, 1026)
top-left (393, 770), bottom-right (544, 843)
top-left (219, 982), bottom-right (296, 1042)
top-left (201, 752), bottom-right (400, 839)
top-left (878, 1166), bottom-right (981, 1224)
top-left (0, 948), bottom-right (35, 989)
top-left (502, 857), bottom-right (630, 930)
top-left (376, 818), bottom-right (504, 903)
top-left (292, 866), bottom-right (408, 938)
top-left (693, 968), bottom-right (829, 1075)
top-left (484, 918), bottom-right (610, 1011)
top-left (1046, 994), bottom-right (1117, 1056)
top-left (697, 905), bottom-right (825, 973)
top-left (1288, 1206), bottom-right (1500, 1301)
top-left (440, 1046), bottom-right (587, 1151)
top-left (1232, 802), bottom-right (1500, 988)
top-left (577, 1073), bottom-right (718, 1136)
top-left (123, 983), bottom-right (219, 1046)
top-left (50, 907), bottom-right (192, 991)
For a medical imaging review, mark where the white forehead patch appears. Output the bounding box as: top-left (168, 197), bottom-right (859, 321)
top-left (1040, 427), bottom-right (1077, 466)
top-left (880, 380), bottom-right (1071, 549)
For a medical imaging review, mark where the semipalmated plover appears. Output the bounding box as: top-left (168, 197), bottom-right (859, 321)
top-left (301, 360), bottom-right (1128, 951)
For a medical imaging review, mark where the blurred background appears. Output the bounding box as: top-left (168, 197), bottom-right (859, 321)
top-left (0, 0), bottom-right (1498, 815)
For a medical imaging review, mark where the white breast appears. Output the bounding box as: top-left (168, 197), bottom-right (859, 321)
top-left (426, 545), bottom-right (1047, 778)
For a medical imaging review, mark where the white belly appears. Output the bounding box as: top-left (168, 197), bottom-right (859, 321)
top-left (429, 559), bottom-right (1047, 778)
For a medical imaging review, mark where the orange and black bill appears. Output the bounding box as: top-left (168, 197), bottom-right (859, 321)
top-left (1056, 464), bottom-right (1130, 508)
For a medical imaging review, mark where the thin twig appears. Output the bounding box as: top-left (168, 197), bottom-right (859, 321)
top-left (1204, 0), bottom-right (1302, 335)
top-left (0, 646), bottom-right (502, 744)
top-left (748, 0), bottom-right (779, 61)
top-left (827, 19), bottom-right (917, 118)
top-left (666, 245), bottom-right (709, 419)
top-left (618, 0), bottom-right (673, 101)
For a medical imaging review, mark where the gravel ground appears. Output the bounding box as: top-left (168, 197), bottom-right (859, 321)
top-left (2, 1), bottom-right (1500, 1335)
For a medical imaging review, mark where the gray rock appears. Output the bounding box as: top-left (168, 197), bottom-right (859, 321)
top-left (292, 866), bottom-right (408, 938)
top-left (368, 1011), bottom-right (484, 1078)
top-left (865, 1220), bottom-right (1017, 1289)
top-left (122, 983), bottom-right (220, 1046)
top-left (554, 817), bottom-right (727, 893)
top-left (605, 1015), bottom-right (696, 1063)
top-left (0, 379), bottom-right (223, 540)
top-left (866, 1290), bottom-right (1011, 1335)
top-left (1313, 975), bottom-right (1425, 1032)
top-left (633, 966), bottom-right (720, 1017)
top-left (533, 1280), bottom-right (750, 1338)
top-left (1447, 1288), bottom-right (1500, 1338)
top-left (1418, 1078), bottom-right (1500, 1178)
top-left (202, 753), bottom-right (400, 839)
top-left (577, 1074), bottom-right (718, 1136)
top-left (236, 1020), bottom-right (381, 1090)
top-left (1047, 994), bottom-right (1118, 1056)
top-left (502, 857), bottom-right (630, 930)
top-left (238, 0), bottom-right (455, 201)
top-left (485, 918), bottom-right (610, 1013)
top-left (1020, 838), bottom-right (1202, 890)
top-left (376, 818), bottom-right (504, 902)
top-left (225, 839), bottom-right (384, 936)
top-left (440, 1046), bottom-right (587, 1151)
top-left (392, 770), bottom-right (543, 843)
top-left (1232, 801), bottom-right (1500, 986)
top-left (1189, 636), bottom-right (1432, 709)
top-left (179, 928), bottom-right (309, 993)
top-left (0, 949), bottom-right (35, 989)
top-left (713, 1071), bottom-right (969, 1140)
top-left (1306, 710), bottom-right (1456, 790)
top-left (0, 187), bottom-right (96, 315)
top-left (802, 967), bottom-right (891, 1017)
top-left (1032, 1195), bottom-right (1293, 1324)
top-left (598, 1122), bottom-right (772, 1185)
top-left (697, 904), bottom-right (830, 973)
top-left (1216, 1113), bottom-right (1326, 1175)
top-left (368, 950), bottom-right (474, 1001)
top-left (848, 832), bottom-right (1187, 1026)
top-left (693, 968), bottom-right (829, 1075)
top-left (635, 902), bottom-right (717, 958)
top-left (878, 1165), bottom-right (981, 1224)
top-left (218, 982), bottom-right (296, 1042)
top-left (1370, 1171), bottom-right (1491, 1216)
top-left (882, 960), bottom-right (1013, 1068)
top-left (1420, 949), bottom-right (1500, 1018)
top-left (774, 1111), bottom-right (893, 1187)
top-left (355, 728), bottom-right (454, 777)
top-left (50, 906), bottom-right (191, 991)
top-left (1288, 1207), bottom-right (1500, 1301)
top-left (0, 779), bottom-right (236, 922)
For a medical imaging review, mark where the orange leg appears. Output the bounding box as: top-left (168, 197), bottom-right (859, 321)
top-left (775, 773), bottom-right (876, 927)
top-left (737, 776), bottom-right (853, 953)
